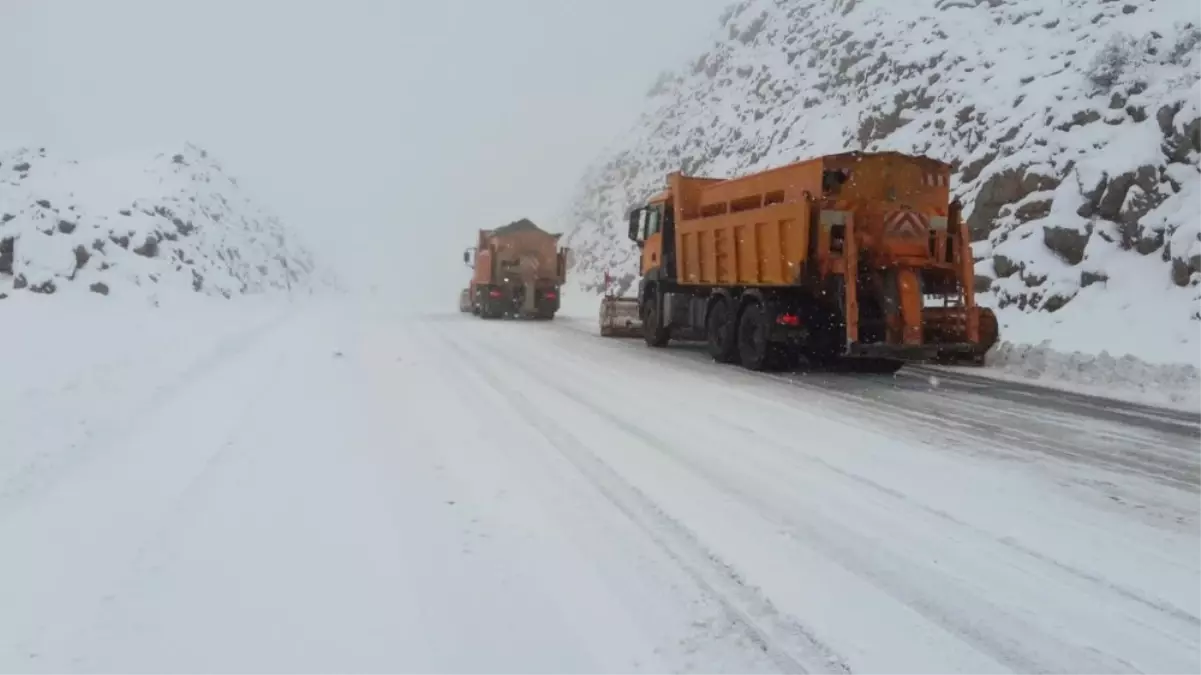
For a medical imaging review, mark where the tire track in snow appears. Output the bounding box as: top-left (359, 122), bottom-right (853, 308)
top-left (448, 315), bottom-right (1198, 567)
top-left (587, 357), bottom-right (1200, 642)
top-left (534, 317), bottom-right (1199, 492)
top-left (702, 414), bottom-right (1201, 633)
top-left (533, 317), bottom-right (1201, 629)
top-left (430, 324), bottom-right (848, 675)
top-left (533, 316), bottom-right (1199, 549)
top-left (759, 370), bottom-right (1200, 491)
top-left (442, 318), bottom-right (1198, 673)
top-left (904, 365), bottom-right (1201, 436)
top-left (546, 313), bottom-right (1200, 434)
top-left (0, 310), bottom-right (304, 670)
top-left (444, 329), bottom-right (1053, 673)
top-left (397, 323), bottom-right (787, 673)
top-left (0, 308), bottom-right (298, 515)
top-left (25, 342), bottom-right (295, 670)
top-left (543, 318), bottom-right (1198, 523)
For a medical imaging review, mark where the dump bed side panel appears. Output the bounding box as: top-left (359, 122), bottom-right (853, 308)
top-left (674, 163), bottom-right (821, 286)
top-left (677, 203), bottom-right (812, 285)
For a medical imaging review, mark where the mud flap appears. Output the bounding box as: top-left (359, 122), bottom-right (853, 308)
top-left (522, 284), bottom-right (537, 315)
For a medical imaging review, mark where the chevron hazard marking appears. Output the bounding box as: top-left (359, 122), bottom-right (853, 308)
top-left (884, 211), bottom-right (929, 238)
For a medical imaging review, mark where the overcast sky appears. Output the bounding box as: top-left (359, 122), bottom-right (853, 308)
top-left (0, 0), bottom-right (731, 298)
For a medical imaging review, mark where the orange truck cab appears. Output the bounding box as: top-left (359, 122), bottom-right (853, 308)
top-left (626, 151), bottom-right (994, 371)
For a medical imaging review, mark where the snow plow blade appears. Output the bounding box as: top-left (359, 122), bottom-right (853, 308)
top-left (926, 306), bottom-right (999, 366)
top-left (599, 296), bottom-right (642, 337)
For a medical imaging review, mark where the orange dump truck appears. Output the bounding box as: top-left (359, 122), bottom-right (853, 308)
top-left (462, 218), bottom-right (567, 320)
top-left (615, 151), bottom-right (997, 372)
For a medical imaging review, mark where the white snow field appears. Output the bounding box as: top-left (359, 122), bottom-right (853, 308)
top-left (0, 297), bottom-right (1198, 674)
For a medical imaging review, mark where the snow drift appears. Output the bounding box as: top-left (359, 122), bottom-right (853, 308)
top-left (983, 339), bottom-right (1200, 411)
top-left (0, 143), bottom-right (331, 301)
top-left (561, 0), bottom-right (1200, 368)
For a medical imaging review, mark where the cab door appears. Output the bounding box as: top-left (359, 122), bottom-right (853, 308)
top-left (628, 204), bottom-right (664, 276)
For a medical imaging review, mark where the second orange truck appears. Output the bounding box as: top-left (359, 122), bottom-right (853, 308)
top-left (461, 218), bottom-right (567, 320)
top-left (601, 150), bottom-right (997, 371)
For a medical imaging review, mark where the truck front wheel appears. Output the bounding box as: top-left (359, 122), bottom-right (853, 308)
top-left (643, 296), bottom-right (670, 348)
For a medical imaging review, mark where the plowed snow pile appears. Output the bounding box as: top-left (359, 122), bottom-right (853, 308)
top-left (559, 0), bottom-right (1200, 406)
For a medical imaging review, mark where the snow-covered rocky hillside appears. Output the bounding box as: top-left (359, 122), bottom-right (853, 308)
top-left (563, 0), bottom-right (1200, 368)
top-left (0, 144), bottom-right (331, 301)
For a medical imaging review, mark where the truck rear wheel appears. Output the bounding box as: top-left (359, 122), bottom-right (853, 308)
top-left (738, 303), bottom-right (779, 371)
top-left (706, 299), bottom-right (738, 364)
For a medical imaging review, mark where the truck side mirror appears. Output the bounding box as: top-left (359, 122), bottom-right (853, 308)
top-left (463, 247), bottom-right (476, 266)
top-left (627, 208), bottom-right (642, 244)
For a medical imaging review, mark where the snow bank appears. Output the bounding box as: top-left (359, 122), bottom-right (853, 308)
top-left (980, 340), bottom-right (1200, 412)
top-left (978, 245), bottom-right (1200, 368)
top-left (0, 144), bottom-right (335, 302)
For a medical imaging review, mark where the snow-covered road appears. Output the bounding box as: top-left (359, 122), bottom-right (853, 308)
top-left (1, 302), bottom-right (1197, 673)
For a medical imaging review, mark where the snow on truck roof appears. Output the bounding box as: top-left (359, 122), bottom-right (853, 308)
top-left (651, 151), bottom-right (952, 190)
top-left (823, 149), bottom-right (951, 167)
top-left (486, 218), bottom-right (561, 238)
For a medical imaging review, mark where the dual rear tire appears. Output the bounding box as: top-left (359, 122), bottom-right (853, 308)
top-left (736, 303), bottom-right (795, 372)
top-left (662, 294), bottom-right (900, 374)
top-left (707, 299), bottom-right (793, 372)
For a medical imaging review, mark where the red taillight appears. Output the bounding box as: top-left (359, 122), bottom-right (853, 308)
top-left (776, 313), bottom-right (801, 326)
top-left (545, 291), bottom-right (557, 300)
top-left (488, 289), bottom-right (502, 298)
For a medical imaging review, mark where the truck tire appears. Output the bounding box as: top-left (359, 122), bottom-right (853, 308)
top-left (706, 298), bottom-right (738, 363)
top-left (738, 303), bottom-right (771, 370)
top-left (737, 302), bottom-right (786, 371)
top-left (479, 300), bottom-right (501, 319)
top-left (643, 296), bottom-right (670, 348)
